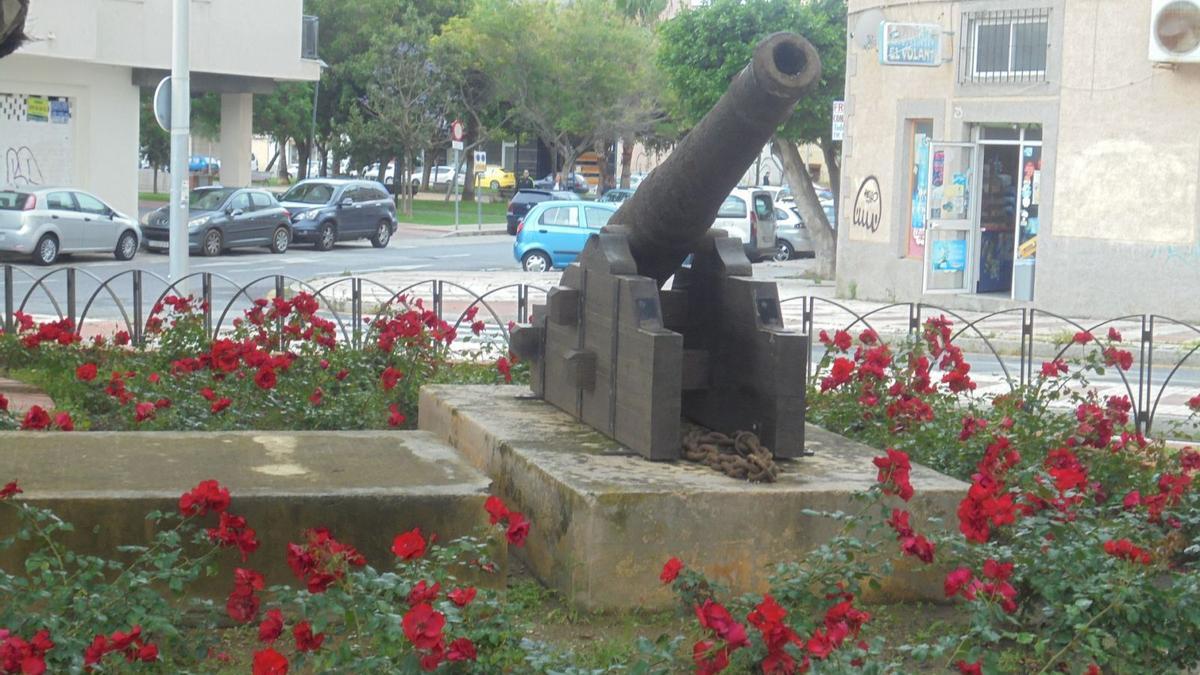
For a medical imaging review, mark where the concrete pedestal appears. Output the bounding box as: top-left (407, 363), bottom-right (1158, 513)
top-left (0, 430), bottom-right (501, 593)
top-left (419, 385), bottom-right (968, 610)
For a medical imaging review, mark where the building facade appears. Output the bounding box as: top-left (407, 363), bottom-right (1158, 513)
top-left (838, 0), bottom-right (1200, 319)
top-left (0, 0), bottom-right (319, 216)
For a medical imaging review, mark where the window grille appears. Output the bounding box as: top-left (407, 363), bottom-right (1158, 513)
top-left (958, 8), bottom-right (1050, 84)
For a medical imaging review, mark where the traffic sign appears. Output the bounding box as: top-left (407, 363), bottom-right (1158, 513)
top-left (451, 140), bottom-right (463, 151)
top-left (450, 120), bottom-right (464, 142)
top-left (154, 77), bottom-right (172, 132)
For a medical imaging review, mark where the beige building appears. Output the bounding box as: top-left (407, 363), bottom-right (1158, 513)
top-left (0, 0), bottom-right (320, 216)
top-left (838, 0), bottom-right (1200, 318)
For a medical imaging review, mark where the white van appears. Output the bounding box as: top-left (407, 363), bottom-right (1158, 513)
top-left (712, 188), bottom-right (777, 262)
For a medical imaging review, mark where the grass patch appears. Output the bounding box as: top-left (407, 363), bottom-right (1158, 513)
top-left (138, 191), bottom-right (170, 202)
top-left (400, 198), bottom-right (509, 227)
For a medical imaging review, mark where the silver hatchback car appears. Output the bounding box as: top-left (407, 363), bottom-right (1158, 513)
top-left (0, 187), bottom-right (141, 265)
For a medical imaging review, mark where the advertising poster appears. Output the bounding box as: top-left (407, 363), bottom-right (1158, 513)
top-left (26, 96), bottom-right (49, 122)
top-left (908, 133), bottom-right (930, 257)
top-left (930, 238), bottom-right (967, 272)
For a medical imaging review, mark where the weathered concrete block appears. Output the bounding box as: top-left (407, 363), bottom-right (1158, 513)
top-left (0, 431), bottom-right (502, 594)
top-left (419, 385), bottom-right (968, 611)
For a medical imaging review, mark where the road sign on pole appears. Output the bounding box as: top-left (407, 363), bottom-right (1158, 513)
top-left (450, 120), bottom-right (464, 142)
top-left (153, 77), bottom-right (171, 132)
top-left (168, 0), bottom-right (191, 291)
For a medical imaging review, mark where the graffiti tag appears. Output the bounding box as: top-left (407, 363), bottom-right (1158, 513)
top-left (852, 176), bottom-right (882, 233)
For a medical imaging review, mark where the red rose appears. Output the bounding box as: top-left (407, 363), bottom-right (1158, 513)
top-left (1107, 327), bottom-right (1122, 342)
top-left (872, 448), bottom-right (914, 501)
top-left (148, 372), bottom-right (161, 384)
top-left (693, 640), bottom-right (730, 675)
top-left (1040, 360), bottom-right (1069, 377)
top-left (252, 648), bottom-right (289, 675)
top-left (76, 363), bottom-right (98, 381)
top-left (136, 642), bottom-right (158, 662)
top-left (956, 660), bottom-right (983, 675)
top-left (660, 557), bottom-right (684, 584)
top-left (258, 609), bottom-right (284, 643)
top-left (402, 603), bottom-right (446, 650)
top-left (982, 559), bottom-right (1013, 581)
top-left (944, 568), bottom-right (973, 597)
top-left (200, 387), bottom-right (216, 401)
top-left (134, 402), bottom-right (156, 422)
top-left (154, 398), bottom-right (171, 409)
top-left (211, 397), bottom-right (232, 414)
top-left (0, 481), bottom-right (22, 500)
top-left (114, 330), bottom-right (131, 346)
top-left (1072, 331), bottom-right (1094, 344)
top-left (335, 368), bottom-right (349, 381)
top-left (506, 512), bottom-right (531, 547)
top-left (471, 320), bottom-right (486, 335)
top-left (254, 366), bottom-right (278, 390)
top-left (226, 588), bottom-right (260, 623)
top-left (293, 621), bottom-right (324, 652)
top-left (484, 495), bottom-right (509, 525)
top-left (392, 528), bottom-right (427, 560)
top-left (407, 580), bottom-right (441, 607)
top-left (388, 403), bottom-right (406, 427)
top-left (308, 388), bottom-right (323, 406)
top-left (448, 586), bottom-right (477, 607)
top-left (54, 412), bottom-right (74, 431)
top-left (179, 479), bottom-right (230, 517)
top-left (447, 637), bottom-right (477, 662)
top-left (380, 366), bottom-right (403, 390)
top-left (20, 405), bottom-right (51, 431)
top-left (497, 357), bottom-right (513, 383)
top-left (0, 393), bottom-right (7, 411)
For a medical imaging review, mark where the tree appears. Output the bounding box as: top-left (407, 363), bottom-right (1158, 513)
top-left (254, 82), bottom-right (315, 182)
top-left (438, 0), bottom-right (656, 190)
top-left (353, 20), bottom-right (453, 216)
top-left (658, 0), bottom-right (846, 277)
top-left (138, 91), bottom-right (170, 193)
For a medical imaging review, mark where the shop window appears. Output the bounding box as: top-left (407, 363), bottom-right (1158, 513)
top-left (959, 8), bottom-right (1050, 84)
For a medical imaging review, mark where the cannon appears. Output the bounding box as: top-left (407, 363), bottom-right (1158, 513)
top-left (511, 32), bottom-right (821, 461)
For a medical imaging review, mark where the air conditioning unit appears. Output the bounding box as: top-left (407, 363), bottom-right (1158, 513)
top-left (1149, 0), bottom-right (1200, 63)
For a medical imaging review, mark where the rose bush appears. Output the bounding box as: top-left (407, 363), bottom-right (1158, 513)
top-left (0, 479), bottom-right (546, 673)
top-left (0, 294), bottom-right (523, 432)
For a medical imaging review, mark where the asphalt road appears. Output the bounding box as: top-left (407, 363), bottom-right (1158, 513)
top-left (0, 230), bottom-right (518, 321)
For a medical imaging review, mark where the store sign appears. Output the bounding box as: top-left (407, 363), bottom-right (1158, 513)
top-left (831, 101), bottom-right (845, 142)
top-left (878, 22), bottom-right (942, 67)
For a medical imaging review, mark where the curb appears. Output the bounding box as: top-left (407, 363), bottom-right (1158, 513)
top-left (438, 228), bottom-right (507, 238)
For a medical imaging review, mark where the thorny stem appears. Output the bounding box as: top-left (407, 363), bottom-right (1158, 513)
top-left (1033, 601), bottom-right (1115, 675)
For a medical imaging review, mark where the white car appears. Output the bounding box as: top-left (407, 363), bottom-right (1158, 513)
top-left (772, 206), bottom-right (814, 261)
top-left (711, 187), bottom-right (777, 262)
top-left (0, 187), bottom-right (141, 265)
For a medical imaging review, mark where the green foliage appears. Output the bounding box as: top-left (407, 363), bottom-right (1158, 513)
top-left (657, 0), bottom-right (847, 145)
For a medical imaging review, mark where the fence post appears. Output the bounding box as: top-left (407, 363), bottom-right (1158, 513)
top-left (275, 275), bottom-right (286, 351)
top-left (132, 270), bottom-right (144, 347)
top-left (3, 265), bottom-right (12, 335)
top-left (432, 280), bottom-right (443, 319)
top-left (517, 284), bottom-right (528, 327)
top-left (1020, 309), bottom-right (1033, 387)
top-left (352, 278), bottom-right (363, 348)
top-left (202, 273), bottom-right (213, 339)
top-left (66, 267), bottom-right (77, 329)
top-left (908, 303), bottom-right (919, 334)
top-left (1140, 315), bottom-right (1154, 435)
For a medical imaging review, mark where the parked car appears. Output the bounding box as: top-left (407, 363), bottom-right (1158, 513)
top-left (424, 165), bottom-right (457, 186)
top-left (598, 188), bottom-right (635, 203)
top-left (776, 185), bottom-right (834, 204)
top-left (140, 187), bottom-right (292, 257)
top-left (772, 206), bottom-right (814, 261)
top-left (0, 187), bottom-right (141, 265)
top-left (505, 189), bottom-right (577, 235)
top-left (532, 172), bottom-right (589, 194)
top-left (712, 188), bottom-right (777, 262)
top-left (475, 166), bottom-right (516, 191)
top-left (279, 179), bottom-right (397, 251)
top-left (513, 200), bottom-right (619, 272)
top-left (628, 172), bottom-right (649, 189)
top-left (189, 156), bottom-right (221, 172)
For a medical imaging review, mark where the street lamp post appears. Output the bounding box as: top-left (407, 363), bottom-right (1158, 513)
top-left (168, 0), bottom-right (191, 289)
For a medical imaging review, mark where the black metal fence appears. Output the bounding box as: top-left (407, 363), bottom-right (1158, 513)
top-left (3, 265), bottom-right (1198, 435)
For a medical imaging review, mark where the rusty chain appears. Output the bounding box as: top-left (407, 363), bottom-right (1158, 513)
top-left (681, 428), bottom-right (780, 483)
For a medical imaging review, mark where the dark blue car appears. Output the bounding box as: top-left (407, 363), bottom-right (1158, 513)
top-left (279, 179), bottom-right (397, 251)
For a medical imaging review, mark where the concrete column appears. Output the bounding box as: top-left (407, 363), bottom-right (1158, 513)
top-left (218, 92), bottom-right (252, 187)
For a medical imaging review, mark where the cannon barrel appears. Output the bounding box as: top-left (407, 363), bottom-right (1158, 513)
top-left (610, 32), bottom-right (821, 284)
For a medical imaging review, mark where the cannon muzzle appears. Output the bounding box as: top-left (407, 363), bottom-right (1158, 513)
top-left (610, 32), bottom-right (821, 284)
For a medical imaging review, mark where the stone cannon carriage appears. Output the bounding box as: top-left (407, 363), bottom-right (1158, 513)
top-left (511, 32), bottom-right (822, 462)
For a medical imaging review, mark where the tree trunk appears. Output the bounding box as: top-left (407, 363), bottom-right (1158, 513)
top-left (774, 133), bottom-right (836, 278)
top-left (594, 140), bottom-right (611, 195)
top-left (297, 143), bottom-right (311, 181)
top-left (152, 166), bottom-right (159, 194)
top-left (265, 148), bottom-right (279, 173)
top-left (278, 138), bottom-right (291, 182)
top-left (461, 117), bottom-right (479, 203)
top-left (619, 133), bottom-right (634, 189)
top-left (821, 136), bottom-right (842, 216)
top-left (317, 140), bottom-right (327, 177)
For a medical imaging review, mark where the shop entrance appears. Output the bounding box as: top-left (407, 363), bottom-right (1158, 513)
top-left (922, 125), bottom-right (1041, 300)
top-left (976, 125), bottom-right (1041, 300)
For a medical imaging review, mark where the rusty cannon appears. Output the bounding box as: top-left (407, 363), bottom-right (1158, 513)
top-left (510, 32), bottom-right (821, 462)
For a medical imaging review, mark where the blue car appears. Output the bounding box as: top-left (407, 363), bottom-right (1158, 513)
top-left (513, 200), bottom-right (619, 271)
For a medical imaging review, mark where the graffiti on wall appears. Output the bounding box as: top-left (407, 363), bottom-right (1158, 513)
top-left (852, 176), bottom-right (882, 233)
top-left (4, 146), bottom-right (44, 186)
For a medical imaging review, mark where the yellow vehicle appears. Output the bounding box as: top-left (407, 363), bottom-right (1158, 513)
top-left (474, 166), bottom-right (516, 191)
